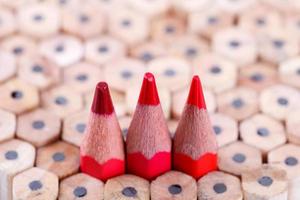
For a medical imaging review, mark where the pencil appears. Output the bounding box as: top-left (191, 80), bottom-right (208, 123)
top-left (104, 174), bottom-right (150, 200)
top-left (84, 36), bottom-right (126, 66)
top-left (126, 72), bottom-right (171, 180)
top-left (61, 3), bottom-right (105, 39)
top-left (173, 75), bottom-right (218, 179)
top-left (0, 78), bottom-right (39, 114)
top-left (17, 4), bottom-right (60, 39)
top-left (188, 7), bottom-right (234, 40)
top-left (198, 171), bottom-right (243, 200)
top-left (59, 173), bottom-right (104, 200)
top-left (0, 139), bottom-right (35, 200)
top-left (18, 56), bottom-right (60, 90)
top-left (242, 164), bottom-right (288, 200)
top-left (217, 86), bottom-right (259, 121)
top-left (260, 84), bottom-right (300, 121)
top-left (268, 144), bottom-right (300, 200)
top-left (12, 167), bottom-right (58, 200)
top-left (39, 34), bottom-right (83, 68)
top-left (36, 141), bottom-right (80, 179)
top-left (151, 171), bottom-right (197, 200)
top-left (218, 141), bottom-right (262, 176)
top-left (17, 108), bottom-right (61, 147)
top-left (240, 113), bottom-right (287, 155)
top-left (80, 82), bottom-right (125, 181)
top-left (1, 35), bottom-right (37, 59)
top-left (238, 62), bottom-right (278, 92)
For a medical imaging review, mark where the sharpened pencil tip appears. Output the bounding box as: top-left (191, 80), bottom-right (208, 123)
top-left (91, 82), bottom-right (114, 114)
top-left (187, 75), bottom-right (206, 109)
top-left (138, 72), bottom-right (160, 105)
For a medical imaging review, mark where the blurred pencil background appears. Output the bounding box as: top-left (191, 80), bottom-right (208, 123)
top-left (0, 0), bottom-right (300, 199)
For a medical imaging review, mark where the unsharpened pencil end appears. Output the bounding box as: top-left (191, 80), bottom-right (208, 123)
top-left (91, 82), bottom-right (114, 115)
top-left (187, 76), bottom-right (206, 109)
top-left (138, 72), bottom-right (160, 105)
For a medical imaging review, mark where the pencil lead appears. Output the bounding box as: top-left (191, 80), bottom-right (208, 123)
top-left (187, 76), bottom-right (206, 109)
top-left (138, 72), bottom-right (160, 105)
top-left (91, 82), bottom-right (114, 115)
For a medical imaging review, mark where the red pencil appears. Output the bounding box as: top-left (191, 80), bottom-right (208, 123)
top-left (126, 72), bottom-right (171, 180)
top-left (80, 82), bottom-right (125, 181)
top-left (173, 75), bottom-right (218, 179)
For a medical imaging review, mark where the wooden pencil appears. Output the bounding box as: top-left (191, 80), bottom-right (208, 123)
top-left (17, 4), bottom-right (60, 39)
top-left (84, 36), bottom-right (126, 66)
top-left (147, 56), bottom-right (191, 92)
top-left (258, 30), bottom-right (299, 64)
top-left (188, 7), bottom-right (234, 40)
top-left (173, 75), bottom-right (217, 179)
top-left (151, 171), bottom-right (197, 200)
top-left (59, 173), bottom-right (104, 200)
top-left (61, 3), bottom-right (105, 39)
top-left (242, 164), bottom-right (288, 200)
top-left (167, 35), bottom-right (209, 62)
top-left (238, 5), bottom-right (282, 36)
top-left (80, 82), bottom-right (125, 181)
top-left (39, 34), bottom-right (83, 68)
top-left (126, 72), bottom-right (171, 180)
top-left (198, 171), bottom-right (243, 200)
top-left (0, 78), bottom-right (39, 115)
top-left (0, 139), bottom-right (35, 200)
top-left (18, 56), bottom-right (60, 90)
top-left (63, 61), bottom-right (103, 95)
top-left (129, 41), bottom-right (166, 63)
top-left (1, 35), bottom-right (37, 59)
top-left (212, 28), bottom-right (257, 67)
top-left (36, 141), bottom-right (80, 179)
top-left (104, 174), bottom-right (150, 200)
top-left (104, 58), bottom-right (146, 93)
top-left (192, 53), bottom-right (238, 94)
top-left (240, 113), bottom-right (287, 155)
top-left (268, 144), bottom-right (300, 200)
top-left (259, 84), bottom-right (300, 121)
top-left (151, 16), bottom-right (185, 45)
top-left (218, 141), bottom-right (263, 176)
top-left (12, 167), bottom-right (58, 200)
top-left (108, 7), bottom-right (149, 46)
top-left (17, 108), bottom-right (61, 147)
top-left (238, 62), bottom-right (278, 92)
top-left (41, 85), bottom-right (83, 119)
top-left (217, 86), bottom-right (259, 121)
